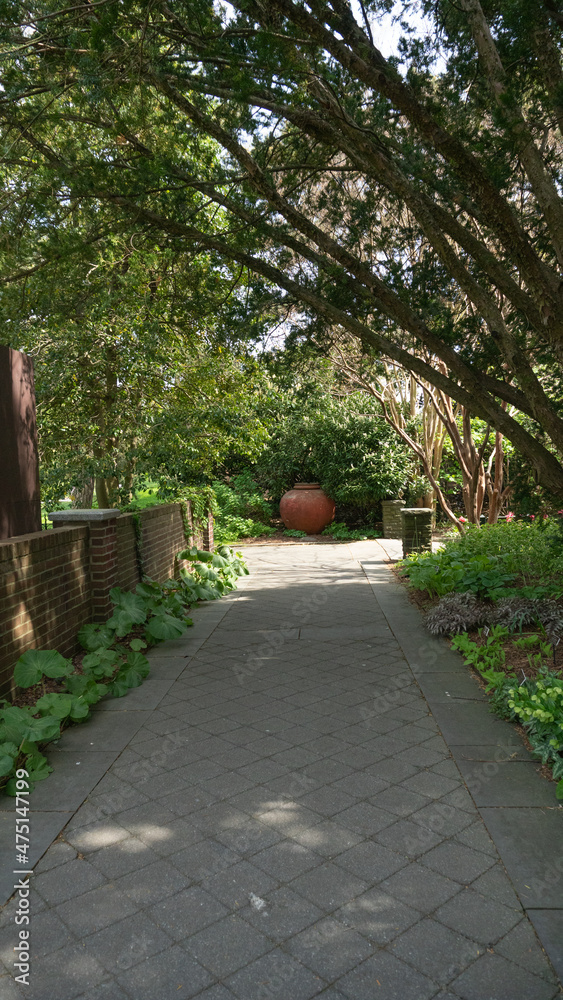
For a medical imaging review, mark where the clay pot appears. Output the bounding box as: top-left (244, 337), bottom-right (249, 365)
top-left (279, 483), bottom-right (335, 534)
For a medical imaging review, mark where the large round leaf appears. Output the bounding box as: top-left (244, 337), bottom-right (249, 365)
top-left (24, 715), bottom-right (62, 743)
top-left (125, 651), bottom-right (150, 675)
top-left (78, 624), bottom-right (114, 652)
top-left (109, 589), bottom-right (148, 624)
top-left (145, 613), bottom-right (186, 641)
top-left (35, 693), bottom-right (73, 719)
top-left (82, 648), bottom-right (120, 672)
top-left (0, 754), bottom-right (16, 778)
top-left (0, 707), bottom-right (35, 744)
top-left (14, 649), bottom-right (73, 688)
top-left (69, 696), bottom-right (90, 720)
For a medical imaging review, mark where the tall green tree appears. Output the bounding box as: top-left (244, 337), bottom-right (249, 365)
top-left (2, 1), bottom-right (563, 494)
top-left (2, 235), bottom-right (269, 506)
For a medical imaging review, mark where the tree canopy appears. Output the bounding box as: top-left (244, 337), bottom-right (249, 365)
top-left (2, 0), bottom-right (563, 495)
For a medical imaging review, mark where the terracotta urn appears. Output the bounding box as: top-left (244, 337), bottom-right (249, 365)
top-left (279, 483), bottom-right (335, 534)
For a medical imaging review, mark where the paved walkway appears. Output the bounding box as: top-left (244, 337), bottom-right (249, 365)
top-left (1, 542), bottom-right (562, 999)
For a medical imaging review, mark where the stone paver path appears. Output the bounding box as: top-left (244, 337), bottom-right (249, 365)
top-left (1, 542), bottom-right (562, 999)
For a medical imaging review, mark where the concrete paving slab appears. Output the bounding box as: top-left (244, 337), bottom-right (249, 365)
top-left (18, 751), bottom-right (117, 813)
top-left (415, 670), bottom-right (486, 701)
top-left (427, 699), bottom-right (521, 745)
top-left (454, 757), bottom-right (557, 807)
top-left (479, 807), bottom-right (563, 908)
top-left (93, 678), bottom-right (173, 711)
top-left (528, 910), bottom-right (563, 983)
top-left (52, 710), bottom-right (150, 752)
top-left (0, 810), bottom-right (73, 904)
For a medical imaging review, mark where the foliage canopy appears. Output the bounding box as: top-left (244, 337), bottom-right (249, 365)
top-left (2, 1), bottom-right (563, 493)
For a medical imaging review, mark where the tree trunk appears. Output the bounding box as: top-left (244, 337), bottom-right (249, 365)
top-left (71, 478), bottom-right (94, 508)
top-left (95, 477), bottom-right (110, 509)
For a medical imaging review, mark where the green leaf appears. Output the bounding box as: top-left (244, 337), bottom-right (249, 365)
top-left (110, 589), bottom-right (148, 624)
top-left (24, 715), bottom-right (61, 743)
top-left (0, 755), bottom-right (16, 777)
top-left (65, 673), bottom-right (107, 703)
top-left (14, 649), bottom-right (73, 687)
top-left (35, 693), bottom-right (73, 719)
top-left (106, 610), bottom-right (135, 637)
top-left (145, 613), bottom-right (187, 641)
top-left (129, 638), bottom-right (147, 651)
top-left (136, 581), bottom-right (161, 597)
top-left (0, 706), bottom-right (36, 744)
top-left (78, 624), bottom-right (115, 651)
top-left (178, 546), bottom-right (199, 561)
top-left (193, 583), bottom-right (219, 601)
top-left (82, 648), bottom-right (120, 674)
top-left (126, 651), bottom-right (150, 674)
top-left (114, 653), bottom-right (150, 691)
top-left (26, 754), bottom-right (52, 784)
top-left (107, 675), bottom-right (132, 698)
top-left (13, 658), bottom-right (42, 689)
top-left (4, 777), bottom-right (28, 796)
top-left (69, 696), bottom-right (90, 720)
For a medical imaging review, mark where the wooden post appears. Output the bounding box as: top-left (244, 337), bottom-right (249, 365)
top-left (0, 346), bottom-right (41, 538)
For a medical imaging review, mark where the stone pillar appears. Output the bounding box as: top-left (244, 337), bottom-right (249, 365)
top-left (401, 507), bottom-right (433, 557)
top-left (381, 500), bottom-right (405, 539)
top-left (48, 509), bottom-right (120, 620)
top-left (0, 346), bottom-right (41, 538)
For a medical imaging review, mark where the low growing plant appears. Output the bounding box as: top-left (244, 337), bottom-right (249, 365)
top-left (212, 473), bottom-right (274, 543)
top-left (426, 594), bottom-right (563, 640)
top-left (178, 544), bottom-right (249, 600)
top-left (451, 629), bottom-right (563, 798)
top-left (425, 592), bottom-right (489, 636)
top-left (403, 520), bottom-right (563, 599)
top-left (321, 522), bottom-right (382, 541)
top-left (401, 548), bottom-right (515, 598)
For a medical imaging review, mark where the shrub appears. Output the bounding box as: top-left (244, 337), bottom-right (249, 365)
top-left (425, 592), bottom-right (489, 635)
top-left (253, 392), bottom-right (423, 508)
top-left (321, 522), bottom-right (382, 541)
top-left (212, 471), bottom-right (274, 543)
top-left (402, 519), bottom-right (563, 600)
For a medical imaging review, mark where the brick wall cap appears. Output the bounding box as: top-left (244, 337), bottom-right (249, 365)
top-left (49, 509), bottom-right (120, 523)
top-left (401, 508), bottom-right (433, 514)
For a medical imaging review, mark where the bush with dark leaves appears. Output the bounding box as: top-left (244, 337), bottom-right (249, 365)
top-left (425, 592), bottom-right (489, 636)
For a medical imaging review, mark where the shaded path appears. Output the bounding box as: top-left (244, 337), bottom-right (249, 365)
top-left (0, 542), bottom-right (561, 999)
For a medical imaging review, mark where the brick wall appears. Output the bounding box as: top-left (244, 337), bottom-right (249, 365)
top-left (0, 526), bottom-right (91, 698)
top-left (139, 504), bottom-right (188, 583)
top-left (0, 503), bottom-right (213, 699)
top-left (115, 514), bottom-right (141, 593)
top-left (381, 500), bottom-right (405, 539)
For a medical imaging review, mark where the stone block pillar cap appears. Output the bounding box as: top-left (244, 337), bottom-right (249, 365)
top-left (401, 508), bottom-right (433, 514)
top-left (48, 509), bottom-right (120, 523)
